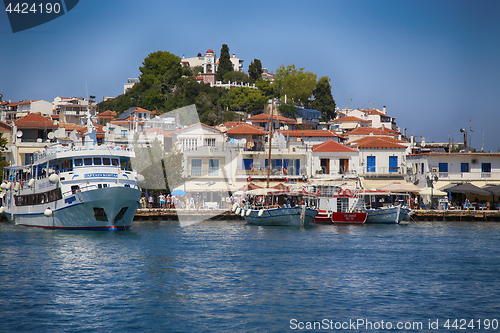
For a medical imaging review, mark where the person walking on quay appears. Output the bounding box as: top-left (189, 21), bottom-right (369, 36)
top-left (167, 194), bottom-right (172, 209)
top-left (148, 194), bottom-right (154, 209)
top-left (159, 193), bottom-right (165, 209)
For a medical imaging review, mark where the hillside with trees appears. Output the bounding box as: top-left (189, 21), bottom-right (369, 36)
top-left (98, 47), bottom-right (337, 124)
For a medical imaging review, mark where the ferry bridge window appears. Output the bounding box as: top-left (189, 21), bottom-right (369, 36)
top-left (84, 158), bottom-right (92, 166)
top-left (74, 158), bottom-right (83, 167)
top-left (93, 157), bottom-right (102, 165)
top-left (112, 158), bottom-right (119, 166)
top-left (103, 158), bottom-right (111, 165)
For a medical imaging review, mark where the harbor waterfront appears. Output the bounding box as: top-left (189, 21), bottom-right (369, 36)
top-left (1, 219), bottom-right (500, 332)
top-left (131, 208), bottom-right (500, 222)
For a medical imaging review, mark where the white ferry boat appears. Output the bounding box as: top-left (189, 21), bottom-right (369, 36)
top-left (0, 114), bottom-right (143, 231)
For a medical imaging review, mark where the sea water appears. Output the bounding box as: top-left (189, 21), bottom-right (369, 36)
top-left (1, 220), bottom-right (500, 332)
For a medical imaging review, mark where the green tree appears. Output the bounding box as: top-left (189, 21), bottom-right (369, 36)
top-left (310, 76), bottom-right (336, 121)
top-left (274, 64), bottom-right (317, 105)
top-left (139, 51), bottom-right (183, 94)
top-left (223, 71), bottom-right (249, 84)
top-left (248, 59), bottom-right (262, 82)
top-left (222, 87), bottom-right (268, 112)
top-left (217, 44), bottom-right (233, 82)
top-left (255, 78), bottom-right (275, 100)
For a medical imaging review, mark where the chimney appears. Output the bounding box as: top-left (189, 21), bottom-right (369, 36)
top-left (233, 53), bottom-right (235, 58)
top-left (383, 106), bottom-right (386, 114)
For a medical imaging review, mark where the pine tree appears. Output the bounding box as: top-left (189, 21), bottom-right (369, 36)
top-left (217, 44), bottom-right (233, 82)
top-left (248, 59), bottom-right (262, 82)
top-left (310, 76), bottom-right (336, 121)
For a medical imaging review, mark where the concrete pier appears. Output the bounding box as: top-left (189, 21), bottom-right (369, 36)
top-left (411, 210), bottom-right (500, 222)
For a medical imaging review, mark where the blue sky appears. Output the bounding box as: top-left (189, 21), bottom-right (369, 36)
top-left (1, 0), bottom-right (499, 151)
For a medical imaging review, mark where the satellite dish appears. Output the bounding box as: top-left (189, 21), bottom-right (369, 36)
top-left (284, 125), bottom-right (289, 130)
top-left (69, 130), bottom-right (78, 142)
top-left (16, 130), bottom-right (23, 138)
top-left (48, 132), bottom-right (54, 139)
top-left (241, 138), bottom-right (247, 145)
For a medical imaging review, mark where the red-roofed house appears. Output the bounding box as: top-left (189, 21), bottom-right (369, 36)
top-left (246, 113), bottom-right (298, 130)
top-left (330, 116), bottom-right (371, 132)
top-left (279, 129), bottom-right (345, 145)
top-left (345, 126), bottom-right (400, 142)
top-left (348, 136), bottom-right (408, 177)
top-left (226, 123), bottom-right (267, 151)
top-left (310, 140), bottom-right (359, 177)
top-left (17, 100), bottom-right (53, 119)
top-left (12, 113), bottom-right (58, 165)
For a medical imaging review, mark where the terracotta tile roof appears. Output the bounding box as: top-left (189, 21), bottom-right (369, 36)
top-left (312, 139), bottom-right (358, 153)
top-left (247, 113), bottom-right (298, 125)
top-left (331, 116), bottom-right (370, 123)
top-left (98, 110), bottom-right (117, 118)
top-left (0, 121), bottom-right (11, 132)
top-left (18, 100), bottom-right (36, 105)
top-left (346, 127), bottom-right (398, 137)
top-left (349, 136), bottom-right (407, 149)
top-left (14, 113), bottom-right (58, 128)
top-left (360, 109), bottom-right (394, 118)
top-left (223, 121), bottom-right (246, 129)
top-left (279, 129), bottom-right (340, 138)
top-left (226, 123), bottom-right (267, 135)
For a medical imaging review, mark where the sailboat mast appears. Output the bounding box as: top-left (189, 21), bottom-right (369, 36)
top-left (266, 104), bottom-right (273, 188)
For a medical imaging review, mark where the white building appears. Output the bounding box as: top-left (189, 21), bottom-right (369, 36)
top-left (53, 97), bottom-right (97, 125)
top-left (16, 100), bottom-right (53, 119)
top-left (407, 152), bottom-right (500, 189)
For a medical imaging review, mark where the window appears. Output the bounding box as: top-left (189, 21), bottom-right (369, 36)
top-left (182, 138), bottom-right (198, 150)
top-left (461, 163), bottom-right (469, 173)
top-left (438, 162), bottom-right (448, 177)
top-left (191, 159), bottom-right (202, 177)
top-left (121, 130), bottom-right (127, 137)
top-left (482, 163), bottom-right (491, 177)
top-left (389, 156), bottom-right (398, 173)
top-left (103, 158), bottom-right (111, 165)
top-left (84, 158), bottom-right (92, 166)
top-left (367, 156), bottom-right (376, 173)
top-left (93, 157), bottom-right (102, 165)
top-left (209, 159), bottom-right (219, 176)
top-left (243, 159), bottom-right (253, 170)
top-left (112, 158), bottom-right (119, 166)
top-left (204, 138), bottom-right (216, 146)
top-left (74, 158), bottom-right (83, 167)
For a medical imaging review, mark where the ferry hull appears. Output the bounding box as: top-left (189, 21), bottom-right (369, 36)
top-left (243, 207), bottom-right (318, 227)
top-left (5, 187), bottom-right (141, 231)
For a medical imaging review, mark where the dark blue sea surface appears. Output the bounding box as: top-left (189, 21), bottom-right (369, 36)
top-left (1, 220), bottom-right (500, 332)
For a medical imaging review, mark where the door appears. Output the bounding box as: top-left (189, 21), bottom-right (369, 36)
top-left (367, 156), bottom-right (376, 173)
top-left (320, 158), bottom-right (330, 174)
top-left (339, 159), bottom-right (349, 174)
top-left (389, 156), bottom-right (398, 173)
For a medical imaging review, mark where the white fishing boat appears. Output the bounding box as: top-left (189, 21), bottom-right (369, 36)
top-left (235, 189), bottom-right (319, 227)
top-left (0, 111), bottom-right (143, 231)
top-left (358, 190), bottom-right (411, 224)
top-left (236, 107), bottom-right (318, 226)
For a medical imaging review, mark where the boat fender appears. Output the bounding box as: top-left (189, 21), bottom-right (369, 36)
top-left (13, 182), bottom-right (20, 192)
top-left (232, 203), bottom-right (238, 212)
top-left (0, 182), bottom-right (6, 190)
top-left (240, 209), bottom-right (245, 217)
top-left (28, 178), bottom-right (35, 187)
top-left (246, 209), bottom-right (251, 216)
top-left (235, 207), bottom-right (241, 215)
top-left (6, 182), bottom-right (12, 190)
top-left (137, 174), bottom-right (145, 185)
top-left (44, 208), bottom-right (53, 217)
top-left (0, 206), bottom-right (4, 213)
top-left (258, 209), bottom-right (264, 217)
top-left (49, 174), bottom-right (59, 184)
top-left (338, 188), bottom-right (343, 196)
top-left (344, 189), bottom-right (351, 196)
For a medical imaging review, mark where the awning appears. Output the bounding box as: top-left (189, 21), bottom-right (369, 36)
top-left (173, 181), bottom-right (236, 193)
top-left (360, 178), bottom-right (419, 192)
